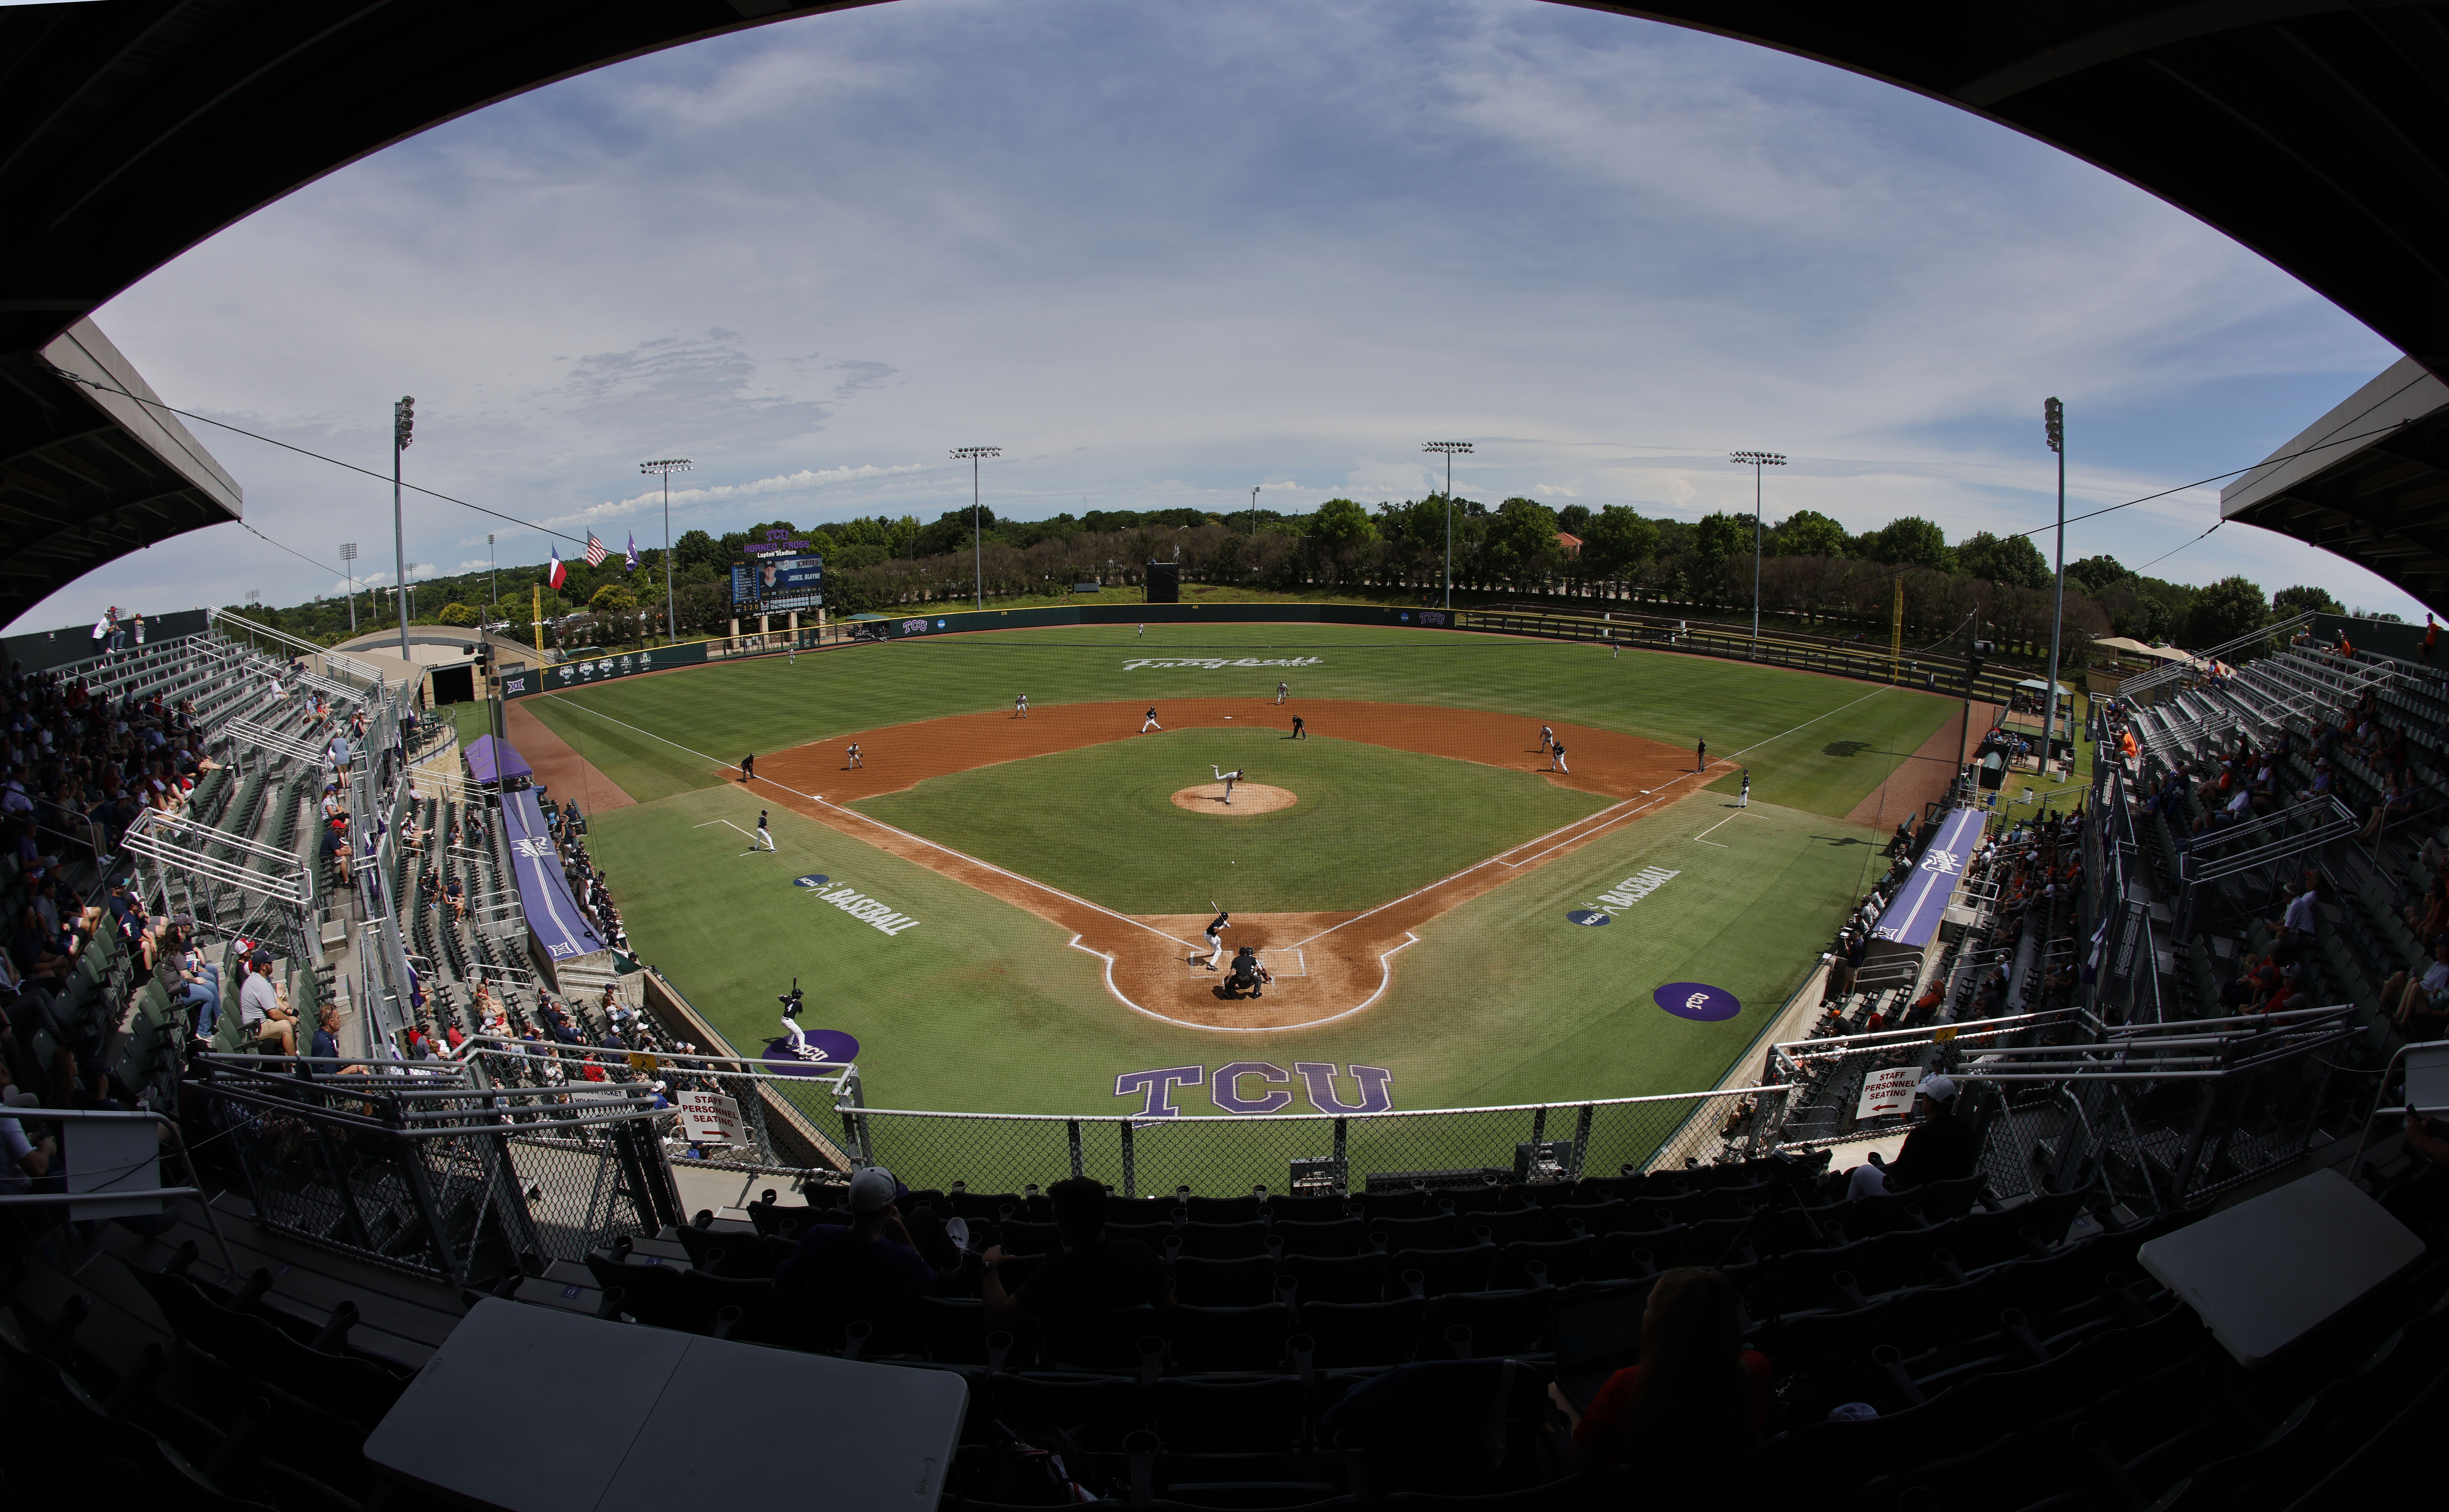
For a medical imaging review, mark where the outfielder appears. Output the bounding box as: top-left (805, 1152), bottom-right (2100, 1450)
top-left (846, 742), bottom-right (863, 770)
top-left (1200, 910), bottom-right (1230, 970)
top-left (754, 809), bottom-right (776, 850)
top-left (1212, 765), bottom-right (1244, 804)
top-left (1141, 705), bottom-right (1163, 733)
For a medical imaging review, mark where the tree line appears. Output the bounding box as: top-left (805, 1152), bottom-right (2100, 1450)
top-left (216, 497), bottom-right (2378, 663)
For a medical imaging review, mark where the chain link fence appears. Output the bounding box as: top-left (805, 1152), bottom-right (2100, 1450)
top-left (193, 1054), bottom-right (678, 1287)
top-left (840, 1086), bottom-right (1790, 1200)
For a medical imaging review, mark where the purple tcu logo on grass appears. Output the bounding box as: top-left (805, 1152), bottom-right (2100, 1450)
top-left (1116, 1062), bottom-right (1393, 1118)
top-left (1654, 983), bottom-right (1741, 1022)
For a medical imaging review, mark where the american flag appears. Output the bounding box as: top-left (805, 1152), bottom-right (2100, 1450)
top-left (624, 532), bottom-right (639, 572)
top-left (584, 534), bottom-right (608, 567)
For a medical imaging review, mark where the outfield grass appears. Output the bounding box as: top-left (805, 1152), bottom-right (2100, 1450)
top-left (524, 623), bottom-right (1956, 819)
top-left (851, 729), bottom-right (1611, 914)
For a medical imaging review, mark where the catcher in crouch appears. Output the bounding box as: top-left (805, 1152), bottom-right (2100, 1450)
top-left (1223, 945), bottom-right (1273, 999)
top-left (1211, 764), bottom-right (1245, 804)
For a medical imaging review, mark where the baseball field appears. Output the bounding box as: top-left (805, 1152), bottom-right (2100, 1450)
top-left (514, 622), bottom-right (1966, 1119)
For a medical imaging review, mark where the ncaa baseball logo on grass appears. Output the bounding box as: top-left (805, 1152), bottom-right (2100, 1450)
top-left (1564, 866), bottom-right (1679, 926)
top-left (800, 880), bottom-right (920, 936)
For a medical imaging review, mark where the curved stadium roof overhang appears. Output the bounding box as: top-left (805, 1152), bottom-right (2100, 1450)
top-left (5, 0), bottom-right (2447, 624)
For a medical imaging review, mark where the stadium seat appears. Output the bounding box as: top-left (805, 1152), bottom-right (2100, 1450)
top-left (1541, 1198), bottom-right (1625, 1238)
top-left (1173, 1255), bottom-right (1279, 1307)
top-left (1045, 1305), bottom-right (1165, 1372)
top-left (1164, 1303), bottom-right (1293, 1372)
top-left (989, 1373), bottom-right (1149, 1451)
top-left (1279, 1253), bottom-right (1389, 1305)
top-left (1262, 1193), bottom-right (1349, 1222)
top-left (1423, 1289), bottom-right (1554, 1358)
top-left (1274, 1218), bottom-right (1370, 1258)
top-left (1389, 1246), bottom-right (1494, 1297)
top-left (1180, 1221), bottom-right (1271, 1261)
top-left (1489, 1237), bottom-right (1596, 1290)
top-left (1182, 1194), bottom-right (1267, 1224)
top-left (1459, 1208), bottom-right (1546, 1247)
top-left (1152, 1376), bottom-right (1313, 1453)
top-left (1369, 1214), bottom-right (1458, 1251)
top-left (1353, 1190), bottom-right (1435, 1221)
top-left (1301, 1298), bottom-right (1426, 1369)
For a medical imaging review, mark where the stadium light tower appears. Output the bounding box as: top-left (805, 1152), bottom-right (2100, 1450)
top-left (1423, 441), bottom-right (1473, 609)
top-left (338, 542), bottom-right (358, 632)
top-left (952, 446), bottom-right (1001, 609)
top-left (392, 396), bottom-right (414, 662)
top-left (1251, 485), bottom-right (1260, 535)
top-left (1728, 451), bottom-right (1786, 644)
top-left (639, 458), bottom-right (692, 643)
top-left (2043, 398), bottom-right (2068, 766)
top-left (487, 532), bottom-right (497, 617)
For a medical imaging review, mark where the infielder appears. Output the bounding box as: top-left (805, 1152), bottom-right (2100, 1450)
top-left (1212, 765), bottom-right (1244, 804)
top-left (846, 742), bottom-right (863, 770)
top-left (1276, 681), bottom-right (1288, 705)
top-left (1142, 705), bottom-right (1163, 733)
top-left (755, 810), bottom-right (776, 850)
top-left (1549, 741), bottom-right (1569, 775)
top-left (1540, 724), bottom-right (1556, 754)
top-left (1200, 910), bottom-right (1230, 970)
top-left (1014, 693), bottom-right (1029, 719)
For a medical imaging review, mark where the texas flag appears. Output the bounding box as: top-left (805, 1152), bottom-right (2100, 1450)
top-left (625, 533), bottom-right (639, 572)
top-left (546, 547), bottom-right (567, 591)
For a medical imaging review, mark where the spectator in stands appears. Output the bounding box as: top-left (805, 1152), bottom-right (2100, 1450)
top-left (2358, 770), bottom-right (2415, 843)
top-left (444, 874), bottom-right (465, 921)
top-left (1546, 1267), bottom-right (1771, 1476)
top-left (2380, 941), bottom-right (2449, 1040)
top-left (2267, 881), bottom-right (2319, 963)
top-left (0, 1061), bottom-right (56, 1195)
top-left (982, 1176), bottom-right (1170, 1330)
top-left (11, 903), bottom-right (70, 986)
top-left (2258, 963), bottom-right (2308, 1016)
top-left (309, 1008), bottom-right (342, 1066)
top-left (775, 1167), bottom-right (939, 1306)
top-left (238, 951), bottom-right (296, 1054)
top-left (1836, 1075), bottom-right (1979, 1201)
top-left (168, 924), bottom-right (218, 1041)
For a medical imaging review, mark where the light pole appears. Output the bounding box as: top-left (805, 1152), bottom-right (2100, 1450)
top-left (1251, 486), bottom-right (1260, 535)
top-left (487, 533), bottom-right (497, 618)
top-left (1423, 441), bottom-right (1472, 608)
top-left (1728, 451), bottom-right (1786, 644)
top-left (339, 542), bottom-right (358, 632)
top-left (952, 447), bottom-right (1001, 609)
top-left (392, 396), bottom-right (414, 662)
top-left (639, 458), bottom-right (692, 642)
top-left (2043, 398), bottom-right (2068, 768)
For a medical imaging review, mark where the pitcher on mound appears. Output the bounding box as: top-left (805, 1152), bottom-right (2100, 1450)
top-left (1212, 765), bottom-right (1243, 804)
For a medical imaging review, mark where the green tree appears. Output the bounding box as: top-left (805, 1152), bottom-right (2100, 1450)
top-left (674, 529), bottom-right (723, 575)
top-left (2271, 584), bottom-right (2343, 618)
top-left (1771, 510), bottom-right (1847, 559)
top-left (589, 582), bottom-right (639, 615)
top-left (2065, 554), bottom-right (2129, 596)
top-left (1578, 505), bottom-right (1658, 579)
top-left (1310, 498), bottom-right (1376, 551)
top-left (1555, 503), bottom-right (1593, 536)
top-left (1954, 531), bottom-right (2050, 589)
top-left (2185, 576), bottom-right (2268, 647)
top-left (436, 602), bottom-right (480, 626)
top-left (1485, 497), bottom-right (1562, 578)
top-left (1862, 517), bottom-right (1950, 571)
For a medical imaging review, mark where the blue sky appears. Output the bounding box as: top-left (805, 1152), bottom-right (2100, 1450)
top-left (29, 0), bottom-right (2415, 630)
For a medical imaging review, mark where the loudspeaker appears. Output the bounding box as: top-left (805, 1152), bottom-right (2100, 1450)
top-left (1145, 561), bottom-right (1181, 603)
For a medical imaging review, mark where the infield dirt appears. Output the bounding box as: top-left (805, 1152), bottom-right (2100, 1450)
top-left (731, 699), bottom-right (1726, 1031)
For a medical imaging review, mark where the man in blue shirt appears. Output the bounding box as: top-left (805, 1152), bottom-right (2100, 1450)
top-left (776, 1167), bottom-right (936, 1306)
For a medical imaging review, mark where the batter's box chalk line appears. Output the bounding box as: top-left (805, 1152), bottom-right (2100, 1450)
top-left (1185, 947), bottom-right (1310, 977)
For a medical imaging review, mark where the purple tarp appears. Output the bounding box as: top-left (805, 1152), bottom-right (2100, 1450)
top-left (1871, 807), bottom-right (1986, 949)
top-left (502, 785), bottom-right (605, 961)
top-left (464, 734), bottom-right (533, 785)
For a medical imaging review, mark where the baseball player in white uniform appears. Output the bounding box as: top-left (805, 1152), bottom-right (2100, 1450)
top-left (1212, 765), bottom-right (1243, 803)
top-left (1200, 910), bottom-right (1230, 970)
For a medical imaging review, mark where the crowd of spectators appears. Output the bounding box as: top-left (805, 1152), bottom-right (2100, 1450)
top-left (541, 797), bottom-right (629, 952)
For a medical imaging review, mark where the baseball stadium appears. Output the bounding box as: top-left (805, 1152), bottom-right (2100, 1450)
top-left (5, 6), bottom-right (2448, 1511)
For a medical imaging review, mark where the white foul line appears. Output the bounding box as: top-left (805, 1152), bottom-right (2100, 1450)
top-left (542, 694), bottom-right (1201, 952)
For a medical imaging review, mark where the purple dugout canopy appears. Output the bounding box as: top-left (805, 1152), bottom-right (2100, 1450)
top-left (463, 735), bottom-right (532, 786)
top-left (1872, 807), bottom-right (1986, 949)
top-left (501, 785), bottom-right (604, 961)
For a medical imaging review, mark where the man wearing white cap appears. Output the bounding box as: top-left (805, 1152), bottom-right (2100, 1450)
top-left (774, 1167), bottom-right (938, 1306)
top-left (1839, 1074), bottom-right (1981, 1201)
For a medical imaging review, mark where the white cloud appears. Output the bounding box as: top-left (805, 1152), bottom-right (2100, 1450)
top-left (21, 0), bottom-right (2410, 631)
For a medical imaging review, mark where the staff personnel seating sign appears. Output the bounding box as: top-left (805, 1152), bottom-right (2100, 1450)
top-left (680, 1091), bottom-right (744, 1146)
top-left (1855, 1066), bottom-right (1921, 1122)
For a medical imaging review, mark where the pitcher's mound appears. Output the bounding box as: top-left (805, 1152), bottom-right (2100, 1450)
top-left (1171, 782), bottom-right (1297, 814)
